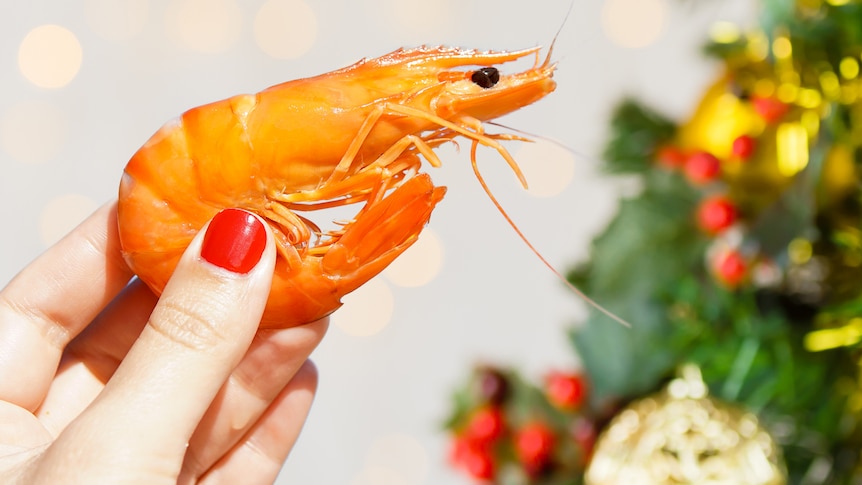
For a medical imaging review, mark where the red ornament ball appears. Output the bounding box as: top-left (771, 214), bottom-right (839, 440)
top-left (515, 422), bottom-right (556, 475)
top-left (731, 135), bottom-right (756, 159)
top-left (464, 406), bottom-right (506, 444)
top-left (715, 250), bottom-right (748, 287)
top-left (545, 371), bottom-right (587, 410)
top-left (655, 145), bottom-right (687, 169)
top-left (752, 96), bottom-right (789, 123)
top-left (684, 151), bottom-right (722, 185)
top-left (696, 196), bottom-right (737, 234)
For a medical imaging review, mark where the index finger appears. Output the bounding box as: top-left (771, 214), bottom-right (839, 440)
top-left (0, 201), bottom-right (134, 411)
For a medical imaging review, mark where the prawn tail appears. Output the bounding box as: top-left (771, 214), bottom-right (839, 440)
top-left (468, 141), bottom-right (632, 328)
top-left (322, 173), bottom-right (446, 285)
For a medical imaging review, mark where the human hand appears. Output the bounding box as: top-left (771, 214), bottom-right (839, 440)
top-left (0, 203), bottom-right (328, 484)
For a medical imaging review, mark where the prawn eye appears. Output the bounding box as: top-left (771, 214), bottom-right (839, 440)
top-left (470, 67), bottom-right (500, 88)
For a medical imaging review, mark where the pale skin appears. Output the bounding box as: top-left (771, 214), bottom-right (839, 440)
top-left (0, 202), bottom-right (328, 484)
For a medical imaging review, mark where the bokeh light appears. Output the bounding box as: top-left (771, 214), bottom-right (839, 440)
top-left (1, 101), bottom-right (67, 165)
top-left (383, 229), bottom-right (443, 287)
top-left (165, 0), bottom-right (243, 53)
top-left (85, 0), bottom-right (149, 41)
top-left (515, 140), bottom-right (577, 197)
top-left (39, 194), bottom-right (98, 247)
top-left (331, 277), bottom-right (394, 337)
top-left (18, 25), bottom-right (83, 89)
top-left (601, 0), bottom-right (667, 49)
top-left (253, 0), bottom-right (318, 59)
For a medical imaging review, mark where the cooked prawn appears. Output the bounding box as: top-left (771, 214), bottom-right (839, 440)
top-left (118, 46), bottom-right (556, 328)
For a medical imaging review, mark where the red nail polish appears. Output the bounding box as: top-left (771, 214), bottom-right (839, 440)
top-left (201, 209), bottom-right (266, 274)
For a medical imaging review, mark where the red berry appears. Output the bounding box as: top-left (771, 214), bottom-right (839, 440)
top-left (731, 135), bottom-right (756, 159)
top-left (716, 250), bottom-right (747, 287)
top-left (463, 447), bottom-right (495, 481)
top-left (684, 151), bottom-right (722, 185)
top-left (545, 371), bottom-right (587, 410)
top-left (464, 450), bottom-right (495, 480)
top-left (450, 437), bottom-right (495, 481)
top-left (515, 422), bottom-right (556, 475)
top-left (752, 96), bottom-right (789, 123)
top-left (655, 145), bottom-right (687, 169)
top-left (449, 436), bottom-right (472, 466)
top-left (464, 407), bottom-right (506, 444)
top-left (696, 196), bottom-right (737, 234)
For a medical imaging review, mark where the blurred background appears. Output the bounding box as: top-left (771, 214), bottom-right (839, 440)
top-left (0, 0), bottom-right (754, 483)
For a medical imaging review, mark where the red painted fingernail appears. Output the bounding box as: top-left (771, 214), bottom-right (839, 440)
top-left (201, 209), bottom-right (267, 274)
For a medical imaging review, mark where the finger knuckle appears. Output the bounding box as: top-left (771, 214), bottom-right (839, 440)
top-left (148, 296), bottom-right (233, 351)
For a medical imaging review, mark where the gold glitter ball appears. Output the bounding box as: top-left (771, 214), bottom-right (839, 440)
top-left (585, 365), bottom-right (786, 485)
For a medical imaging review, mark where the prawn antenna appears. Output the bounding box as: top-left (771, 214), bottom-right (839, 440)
top-left (541, 0), bottom-right (576, 67)
top-left (468, 141), bottom-right (632, 328)
top-left (487, 121), bottom-right (601, 167)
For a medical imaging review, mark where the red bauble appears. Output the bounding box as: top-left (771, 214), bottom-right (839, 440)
top-left (515, 422), bottom-right (556, 475)
top-left (731, 135), bottom-right (756, 159)
top-left (752, 96), bottom-right (789, 123)
top-left (545, 371), bottom-right (587, 410)
top-left (450, 437), bottom-right (495, 481)
top-left (655, 145), bottom-right (687, 169)
top-left (684, 151), bottom-right (722, 185)
top-left (716, 250), bottom-right (748, 287)
top-left (464, 406), bottom-right (506, 444)
top-left (696, 196), bottom-right (737, 234)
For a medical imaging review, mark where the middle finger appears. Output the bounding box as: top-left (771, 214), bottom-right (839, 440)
top-left (35, 280), bottom-right (158, 436)
top-left (177, 317), bottom-right (328, 484)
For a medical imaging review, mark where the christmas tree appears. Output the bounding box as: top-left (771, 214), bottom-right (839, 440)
top-left (444, 1), bottom-right (862, 483)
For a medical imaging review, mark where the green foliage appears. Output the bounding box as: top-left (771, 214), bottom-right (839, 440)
top-left (600, 99), bottom-right (677, 174)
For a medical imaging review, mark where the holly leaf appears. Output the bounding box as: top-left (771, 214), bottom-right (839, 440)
top-left (602, 100), bottom-right (677, 174)
top-left (569, 170), bottom-right (705, 403)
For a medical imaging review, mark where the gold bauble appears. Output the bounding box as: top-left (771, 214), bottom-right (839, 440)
top-left (677, 75), bottom-right (764, 159)
top-left (585, 365), bottom-right (786, 485)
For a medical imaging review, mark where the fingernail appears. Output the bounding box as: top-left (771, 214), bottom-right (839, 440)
top-left (201, 209), bottom-right (267, 274)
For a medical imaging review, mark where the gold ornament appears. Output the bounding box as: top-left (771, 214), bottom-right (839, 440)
top-left (585, 365), bottom-right (786, 485)
top-left (677, 75), bottom-right (763, 159)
